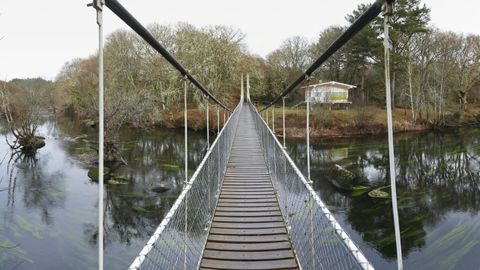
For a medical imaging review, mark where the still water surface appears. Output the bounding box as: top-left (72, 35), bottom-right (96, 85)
top-left (286, 129), bottom-right (480, 269)
top-left (0, 117), bottom-right (98, 269)
top-left (104, 128), bottom-right (208, 269)
top-left (106, 127), bottom-right (479, 269)
top-left (1, 116), bottom-right (478, 269)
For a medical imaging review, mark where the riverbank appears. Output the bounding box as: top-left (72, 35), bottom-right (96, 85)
top-left (141, 105), bottom-right (480, 139)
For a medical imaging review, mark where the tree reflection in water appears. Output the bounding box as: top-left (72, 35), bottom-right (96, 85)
top-left (286, 128), bottom-right (480, 269)
top-left (103, 128), bottom-right (207, 268)
top-left (1, 117), bottom-right (97, 270)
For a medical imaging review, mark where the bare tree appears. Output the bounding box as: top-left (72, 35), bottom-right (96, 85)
top-left (1, 80), bottom-right (46, 153)
top-left (451, 34), bottom-right (480, 110)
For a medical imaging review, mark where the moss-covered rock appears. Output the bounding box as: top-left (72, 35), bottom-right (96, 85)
top-left (88, 167), bottom-right (111, 182)
top-left (368, 186), bottom-right (391, 199)
top-left (328, 164), bottom-right (362, 191)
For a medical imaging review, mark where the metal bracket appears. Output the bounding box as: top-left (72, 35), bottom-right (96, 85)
top-left (382, 2), bottom-right (394, 50)
top-left (87, 0), bottom-right (104, 11)
top-left (382, 1), bottom-right (393, 17)
top-left (88, 0), bottom-right (105, 26)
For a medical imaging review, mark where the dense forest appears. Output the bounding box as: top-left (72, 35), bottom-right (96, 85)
top-left (1, 0), bottom-right (479, 145)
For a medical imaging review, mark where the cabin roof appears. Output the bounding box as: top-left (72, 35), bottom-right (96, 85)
top-left (306, 81), bottom-right (357, 90)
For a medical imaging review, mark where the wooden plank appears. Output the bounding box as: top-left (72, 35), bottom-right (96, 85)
top-left (218, 198), bottom-right (277, 203)
top-left (222, 182), bottom-right (271, 185)
top-left (220, 188), bottom-right (273, 192)
top-left (223, 178), bottom-right (271, 181)
top-left (225, 172), bottom-right (270, 177)
top-left (214, 211), bottom-right (282, 217)
top-left (219, 195), bottom-right (277, 199)
top-left (202, 250), bottom-right (294, 261)
top-left (215, 207), bottom-right (280, 212)
top-left (221, 189), bottom-right (274, 193)
top-left (224, 177), bottom-right (269, 179)
top-left (200, 258), bottom-right (297, 270)
top-left (209, 227), bottom-right (287, 236)
top-left (205, 241), bottom-right (292, 252)
top-left (222, 183), bottom-right (271, 186)
top-left (211, 222), bottom-right (286, 229)
top-left (213, 216), bottom-right (284, 223)
top-left (216, 202), bottom-right (279, 208)
top-left (220, 191), bottom-right (274, 195)
top-left (208, 234), bottom-right (290, 243)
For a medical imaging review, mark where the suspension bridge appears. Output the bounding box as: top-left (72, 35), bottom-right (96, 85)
top-left (90, 0), bottom-right (402, 269)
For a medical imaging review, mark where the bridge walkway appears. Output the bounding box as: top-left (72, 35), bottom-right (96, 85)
top-left (199, 105), bottom-right (298, 270)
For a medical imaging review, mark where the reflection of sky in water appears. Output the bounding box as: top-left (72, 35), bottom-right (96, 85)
top-left (362, 164), bottom-right (384, 183)
top-left (0, 118), bottom-right (98, 270)
top-left (285, 129), bottom-right (480, 270)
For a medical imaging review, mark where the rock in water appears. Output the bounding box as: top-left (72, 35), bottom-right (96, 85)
top-left (88, 167), bottom-right (111, 182)
top-left (151, 183), bottom-right (170, 193)
top-left (328, 164), bottom-right (358, 191)
top-left (368, 186), bottom-right (390, 199)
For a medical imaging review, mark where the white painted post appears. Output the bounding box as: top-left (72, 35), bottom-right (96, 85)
top-left (217, 107), bottom-right (220, 135)
top-left (241, 73), bottom-right (244, 103)
top-left (384, 3), bottom-right (403, 270)
top-left (89, 1), bottom-right (105, 268)
top-left (306, 93), bottom-right (311, 182)
top-left (246, 73), bottom-right (250, 102)
top-left (282, 97), bottom-right (286, 148)
top-left (266, 110), bottom-right (269, 126)
top-left (272, 106), bottom-right (275, 133)
top-left (183, 78), bottom-right (188, 270)
top-left (206, 100), bottom-right (209, 149)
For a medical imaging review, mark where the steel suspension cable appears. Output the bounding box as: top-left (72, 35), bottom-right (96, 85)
top-left (259, 0), bottom-right (393, 112)
top-left (104, 0), bottom-right (232, 112)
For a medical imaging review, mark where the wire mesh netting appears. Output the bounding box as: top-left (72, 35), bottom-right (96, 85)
top-left (129, 103), bottom-right (243, 270)
top-left (249, 103), bottom-right (374, 270)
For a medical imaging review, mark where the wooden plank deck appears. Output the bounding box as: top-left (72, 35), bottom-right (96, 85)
top-left (199, 105), bottom-right (299, 270)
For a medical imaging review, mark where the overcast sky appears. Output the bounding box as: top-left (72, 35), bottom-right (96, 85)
top-left (1, 0), bottom-right (479, 80)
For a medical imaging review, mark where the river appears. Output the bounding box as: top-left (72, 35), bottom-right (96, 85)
top-left (0, 117), bottom-right (98, 269)
top-left (105, 127), bottom-right (479, 269)
top-left (1, 116), bottom-right (478, 269)
top-left (286, 128), bottom-right (480, 269)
